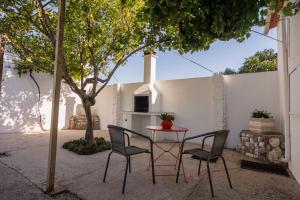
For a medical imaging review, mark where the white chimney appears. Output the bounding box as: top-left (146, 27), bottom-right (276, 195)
top-left (133, 52), bottom-right (160, 113)
top-left (143, 53), bottom-right (157, 84)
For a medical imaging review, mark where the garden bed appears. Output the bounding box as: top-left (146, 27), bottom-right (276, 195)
top-left (62, 137), bottom-right (111, 155)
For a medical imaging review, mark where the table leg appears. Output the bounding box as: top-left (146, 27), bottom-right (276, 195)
top-left (148, 130), bottom-right (155, 171)
top-left (176, 131), bottom-right (188, 183)
top-left (147, 129), bottom-right (188, 183)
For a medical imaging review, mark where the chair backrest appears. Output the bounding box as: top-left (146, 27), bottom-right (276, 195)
top-left (107, 125), bottom-right (126, 155)
top-left (210, 130), bottom-right (229, 157)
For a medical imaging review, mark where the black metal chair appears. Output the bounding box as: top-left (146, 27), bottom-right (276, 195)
top-left (103, 125), bottom-right (155, 194)
top-left (176, 130), bottom-right (233, 197)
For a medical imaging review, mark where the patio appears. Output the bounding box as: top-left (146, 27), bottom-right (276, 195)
top-left (0, 130), bottom-right (300, 200)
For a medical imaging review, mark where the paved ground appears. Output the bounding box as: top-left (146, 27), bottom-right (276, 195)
top-left (0, 130), bottom-right (300, 200)
top-left (0, 161), bottom-right (51, 200)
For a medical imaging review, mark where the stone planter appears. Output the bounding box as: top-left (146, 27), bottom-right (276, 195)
top-left (236, 130), bottom-right (284, 163)
top-left (249, 118), bottom-right (275, 133)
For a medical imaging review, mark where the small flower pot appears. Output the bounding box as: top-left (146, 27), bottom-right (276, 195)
top-left (161, 120), bottom-right (173, 129)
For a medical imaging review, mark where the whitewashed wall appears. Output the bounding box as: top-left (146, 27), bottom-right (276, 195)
top-left (0, 62), bottom-right (281, 151)
top-left (224, 71), bottom-right (280, 148)
top-left (94, 72), bottom-right (280, 147)
top-left (0, 65), bottom-right (81, 133)
top-left (277, 12), bottom-right (300, 184)
top-left (94, 85), bottom-right (114, 130)
top-left (155, 77), bottom-right (214, 141)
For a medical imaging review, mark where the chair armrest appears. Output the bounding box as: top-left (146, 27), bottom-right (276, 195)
top-left (183, 131), bottom-right (216, 143)
top-left (124, 132), bottom-right (131, 146)
top-left (123, 127), bottom-right (153, 143)
top-left (123, 127), bottom-right (154, 154)
top-left (201, 135), bottom-right (215, 150)
top-left (179, 132), bottom-right (216, 156)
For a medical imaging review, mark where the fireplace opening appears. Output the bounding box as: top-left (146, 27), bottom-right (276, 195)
top-left (134, 96), bottom-right (149, 112)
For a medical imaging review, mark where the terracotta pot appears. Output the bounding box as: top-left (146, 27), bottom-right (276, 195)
top-left (161, 120), bottom-right (173, 129)
top-left (249, 117), bottom-right (275, 133)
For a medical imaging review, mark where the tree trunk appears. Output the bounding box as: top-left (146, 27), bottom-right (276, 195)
top-left (82, 99), bottom-right (94, 144)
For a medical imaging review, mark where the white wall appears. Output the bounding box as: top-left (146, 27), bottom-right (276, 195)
top-left (224, 72), bottom-right (280, 148)
top-left (94, 85), bottom-right (114, 130)
top-left (94, 73), bottom-right (280, 147)
top-left (1, 63), bottom-right (282, 150)
top-left (155, 77), bottom-right (214, 141)
top-left (0, 65), bottom-right (81, 133)
top-left (284, 12), bottom-right (300, 184)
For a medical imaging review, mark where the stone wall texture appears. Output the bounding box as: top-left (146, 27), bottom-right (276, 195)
top-left (69, 115), bottom-right (100, 130)
top-left (236, 130), bottom-right (285, 163)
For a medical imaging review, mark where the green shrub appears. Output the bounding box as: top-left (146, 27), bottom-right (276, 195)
top-left (62, 137), bottom-right (111, 155)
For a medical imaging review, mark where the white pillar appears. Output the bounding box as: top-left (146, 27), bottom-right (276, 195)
top-left (212, 73), bottom-right (225, 130)
top-left (144, 53), bottom-right (157, 84)
top-left (112, 84), bottom-right (121, 125)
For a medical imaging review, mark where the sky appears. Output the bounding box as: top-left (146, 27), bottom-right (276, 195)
top-left (111, 26), bottom-right (277, 84)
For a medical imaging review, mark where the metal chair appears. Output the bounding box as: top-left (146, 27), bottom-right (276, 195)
top-left (176, 130), bottom-right (233, 197)
top-left (103, 125), bottom-right (155, 194)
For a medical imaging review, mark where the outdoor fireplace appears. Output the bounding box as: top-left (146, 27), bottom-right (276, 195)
top-left (134, 96), bottom-right (149, 112)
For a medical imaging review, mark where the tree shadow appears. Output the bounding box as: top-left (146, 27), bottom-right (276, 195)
top-left (0, 67), bottom-right (77, 133)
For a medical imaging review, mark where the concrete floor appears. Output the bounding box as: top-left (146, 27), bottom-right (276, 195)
top-left (0, 130), bottom-right (300, 200)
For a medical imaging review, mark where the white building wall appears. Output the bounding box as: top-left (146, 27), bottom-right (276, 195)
top-left (224, 71), bottom-right (280, 148)
top-left (155, 77), bottom-right (214, 142)
top-left (0, 63), bottom-right (281, 150)
top-left (94, 85), bottom-right (114, 130)
top-left (94, 72), bottom-right (280, 146)
top-left (278, 12), bottom-right (300, 184)
top-left (0, 66), bottom-right (81, 133)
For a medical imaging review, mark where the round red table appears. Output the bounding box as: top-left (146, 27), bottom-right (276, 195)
top-left (146, 126), bottom-right (188, 183)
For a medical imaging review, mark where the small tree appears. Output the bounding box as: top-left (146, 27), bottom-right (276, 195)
top-left (223, 68), bottom-right (237, 75)
top-left (239, 49), bottom-right (277, 73)
top-left (223, 49), bottom-right (277, 75)
top-left (0, 0), bottom-right (271, 144)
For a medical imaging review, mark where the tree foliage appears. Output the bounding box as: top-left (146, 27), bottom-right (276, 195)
top-left (147, 0), bottom-right (267, 53)
top-left (223, 68), bottom-right (237, 75)
top-left (0, 0), bottom-right (283, 143)
top-left (239, 49), bottom-right (277, 73)
top-left (223, 49), bottom-right (277, 75)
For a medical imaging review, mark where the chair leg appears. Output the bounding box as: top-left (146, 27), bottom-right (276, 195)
top-left (122, 157), bottom-right (129, 194)
top-left (198, 160), bottom-right (202, 176)
top-left (128, 156), bottom-right (131, 173)
top-left (176, 152), bottom-right (183, 183)
top-left (103, 152), bottom-right (112, 183)
top-left (206, 159), bottom-right (214, 197)
top-left (150, 151), bottom-right (156, 184)
top-left (221, 156), bottom-right (233, 189)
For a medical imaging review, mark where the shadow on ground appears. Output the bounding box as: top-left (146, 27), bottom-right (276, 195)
top-left (0, 130), bottom-right (300, 200)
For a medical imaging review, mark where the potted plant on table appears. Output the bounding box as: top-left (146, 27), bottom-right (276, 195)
top-left (249, 109), bottom-right (275, 133)
top-left (160, 113), bottom-right (175, 129)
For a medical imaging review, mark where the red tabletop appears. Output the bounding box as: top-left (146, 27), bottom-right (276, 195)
top-left (146, 126), bottom-right (188, 132)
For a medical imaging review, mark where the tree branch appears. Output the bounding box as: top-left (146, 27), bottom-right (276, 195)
top-left (84, 10), bottom-right (98, 96)
top-left (92, 37), bottom-right (170, 98)
top-left (37, 0), bottom-right (56, 44)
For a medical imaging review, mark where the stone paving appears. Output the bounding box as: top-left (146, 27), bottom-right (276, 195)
top-left (0, 130), bottom-right (300, 200)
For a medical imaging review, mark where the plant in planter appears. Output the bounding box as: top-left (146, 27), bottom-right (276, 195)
top-left (249, 109), bottom-right (275, 133)
top-left (160, 113), bottom-right (175, 129)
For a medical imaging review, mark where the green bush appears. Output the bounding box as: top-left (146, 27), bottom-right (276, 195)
top-left (62, 137), bottom-right (111, 155)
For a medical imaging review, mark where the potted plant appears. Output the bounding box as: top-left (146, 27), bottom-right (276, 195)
top-left (160, 113), bottom-right (175, 129)
top-left (249, 109), bottom-right (275, 133)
